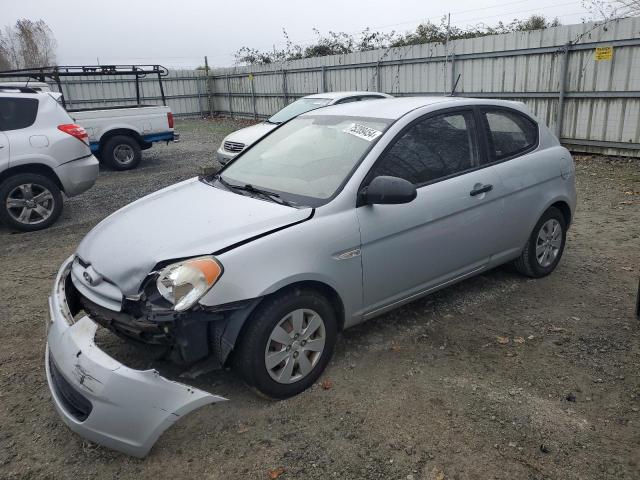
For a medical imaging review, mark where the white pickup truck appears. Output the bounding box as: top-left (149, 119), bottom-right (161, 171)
top-left (0, 68), bottom-right (178, 170)
top-left (70, 104), bottom-right (176, 170)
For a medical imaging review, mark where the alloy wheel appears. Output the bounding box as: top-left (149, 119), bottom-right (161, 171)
top-left (6, 183), bottom-right (55, 225)
top-left (535, 218), bottom-right (562, 267)
top-left (264, 308), bottom-right (326, 384)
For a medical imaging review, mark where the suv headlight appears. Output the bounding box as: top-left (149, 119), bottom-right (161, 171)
top-left (156, 256), bottom-right (223, 311)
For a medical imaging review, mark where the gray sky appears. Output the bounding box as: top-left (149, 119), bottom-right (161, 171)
top-left (4, 0), bottom-right (594, 68)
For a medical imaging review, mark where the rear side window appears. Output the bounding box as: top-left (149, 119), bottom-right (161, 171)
top-left (370, 111), bottom-right (478, 186)
top-left (0, 98), bottom-right (39, 131)
top-left (335, 96), bottom-right (360, 104)
top-left (335, 95), bottom-right (386, 105)
top-left (483, 110), bottom-right (537, 161)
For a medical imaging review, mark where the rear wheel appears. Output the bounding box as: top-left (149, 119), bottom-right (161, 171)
top-left (235, 289), bottom-right (337, 399)
top-left (514, 207), bottom-right (567, 278)
top-left (102, 135), bottom-right (142, 170)
top-left (0, 173), bottom-right (63, 231)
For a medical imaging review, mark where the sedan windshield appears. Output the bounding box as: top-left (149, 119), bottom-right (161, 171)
top-left (221, 115), bottom-right (391, 206)
top-left (267, 98), bottom-right (332, 124)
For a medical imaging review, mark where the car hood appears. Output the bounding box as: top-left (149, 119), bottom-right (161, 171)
top-left (76, 178), bottom-right (312, 296)
top-left (224, 122), bottom-right (277, 147)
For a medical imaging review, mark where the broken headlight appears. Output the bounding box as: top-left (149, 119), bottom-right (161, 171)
top-left (156, 256), bottom-right (223, 311)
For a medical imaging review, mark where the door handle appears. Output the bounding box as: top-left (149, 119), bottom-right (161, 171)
top-left (470, 184), bottom-right (493, 196)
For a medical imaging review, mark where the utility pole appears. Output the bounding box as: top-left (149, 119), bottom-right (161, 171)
top-left (444, 13), bottom-right (450, 95)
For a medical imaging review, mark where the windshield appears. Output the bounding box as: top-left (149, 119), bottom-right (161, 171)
top-left (268, 98), bottom-right (332, 124)
top-left (221, 115), bottom-right (391, 206)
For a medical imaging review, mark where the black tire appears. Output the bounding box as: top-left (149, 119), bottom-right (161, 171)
top-left (514, 206), bottom-right (567, 278)
top-left (235, 288), bottom-right (338, 399)
top-left (101, 135), bottom-right (142, 171)
top-left (0, 173), bottom-right (63, 232)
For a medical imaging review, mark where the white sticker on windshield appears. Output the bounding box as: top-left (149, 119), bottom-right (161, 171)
top-left (343, 123), bottom-right (383, 142)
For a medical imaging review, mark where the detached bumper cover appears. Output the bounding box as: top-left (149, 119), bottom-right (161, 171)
top-left (45, 256), bottom-right (226, 457)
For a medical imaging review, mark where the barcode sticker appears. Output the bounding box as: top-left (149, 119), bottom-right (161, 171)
top-left (343, 123), bottom-right (383, 141)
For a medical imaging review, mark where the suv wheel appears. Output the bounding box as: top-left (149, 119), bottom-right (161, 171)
top-left (102, 135), bottom-right (142, 171)
top-left (514, 206), bottom-right (567, 278)
top-left (235, 289), bottom-right (338, 399)
top-left (0, 173), bottom-right (63, 231)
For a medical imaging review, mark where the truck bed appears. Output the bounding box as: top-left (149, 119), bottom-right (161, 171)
top-left (69, 104), bottom-right (175, 153)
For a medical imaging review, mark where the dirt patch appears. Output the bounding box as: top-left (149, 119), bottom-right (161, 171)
top-left (0, 121), bottom-right (639, 479)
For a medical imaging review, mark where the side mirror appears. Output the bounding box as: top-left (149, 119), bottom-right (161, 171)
top-left (361, 176), bottom-right (417, 205)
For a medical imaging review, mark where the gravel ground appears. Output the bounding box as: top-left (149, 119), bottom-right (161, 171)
top-left (1, 118), bottom-right (639, 480)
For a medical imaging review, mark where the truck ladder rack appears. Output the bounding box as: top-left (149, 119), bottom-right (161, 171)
top-left (0, 65), bottom-right (169, 108)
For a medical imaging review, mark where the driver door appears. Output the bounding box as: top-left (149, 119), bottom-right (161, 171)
top-left (356, 109), bottom-right (506, 317)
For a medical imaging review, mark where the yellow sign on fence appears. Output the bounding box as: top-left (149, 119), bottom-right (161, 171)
top-left (595, 46), bottom-right (613, 61)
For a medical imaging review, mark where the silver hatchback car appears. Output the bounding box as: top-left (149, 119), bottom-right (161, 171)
top-left (46, 97), bottom-right (576, 456)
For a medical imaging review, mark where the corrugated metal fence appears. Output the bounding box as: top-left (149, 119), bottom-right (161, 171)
top-left (37, 17), bottom-right (640, 157)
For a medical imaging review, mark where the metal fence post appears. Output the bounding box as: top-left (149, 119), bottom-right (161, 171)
top-left (636, 276), bottom-right (640, 320)
top-left (250, 73), bottom-right (257, 121)
top-left (204, 56), bottom-right (212, 118)
top-left (195, 71), bottom-right (204, 117)
top-left (282, 68), bottom-right (288, 107)
top-left (321, 66), bottom-right (326, 93)
top-left (449, 52), bottom-right (456, 95)
top-left (134, 72), bottom-right (141, 105)
top-left (226, 74), bottom-right (233, 118)
top-left (555, 43), bottom-right (571, 139)
top-left (62, 83), bottom-right (72, 109)
top-left (376, 61), bottom-right (382, 92)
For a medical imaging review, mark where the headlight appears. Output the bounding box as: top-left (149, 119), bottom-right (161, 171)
top-left (156, 256), bottom-right (223, 311)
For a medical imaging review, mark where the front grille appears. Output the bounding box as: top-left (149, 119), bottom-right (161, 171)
top-left (48, 355), bottom-right (93, 422)
top-left (224, 141), bottom-right (245, 153)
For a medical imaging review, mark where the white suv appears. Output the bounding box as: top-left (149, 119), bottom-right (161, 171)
top-left (0, 87), bottom-right (99, 231)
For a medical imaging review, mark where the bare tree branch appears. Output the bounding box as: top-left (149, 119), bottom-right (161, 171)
top-left (0, 19), bottom-right (57, 70)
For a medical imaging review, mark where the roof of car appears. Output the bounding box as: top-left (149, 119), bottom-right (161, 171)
top-left (303, 91), bottom-right (391, 100)
top-left (0, 81), bottom-right (49, 88)
top-left (0, 89), bottom-right (52, 98)
top-left (303, 96), bottom-right (530, 120)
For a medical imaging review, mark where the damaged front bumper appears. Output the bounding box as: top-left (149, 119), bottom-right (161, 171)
top-left (45, 256), bottom-right (227, 457)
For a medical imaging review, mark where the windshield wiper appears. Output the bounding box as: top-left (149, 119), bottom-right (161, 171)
top-left (266, 119), bottom-right (282, 125)
top-left (237, 184), bottom-right (294, 207)
top-left (215, 175), bottom-right (293, 207)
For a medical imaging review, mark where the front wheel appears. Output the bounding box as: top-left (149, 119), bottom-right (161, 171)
top-left (514, 207), bottom-right (567, 278)
top-left (235, 289), bottom-right (337, 399)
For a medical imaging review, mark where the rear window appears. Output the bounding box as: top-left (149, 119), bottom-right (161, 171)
top-left (483, 109), bottom-right (537, 161)
top-left (0, 98), bottom-right (39, 131)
